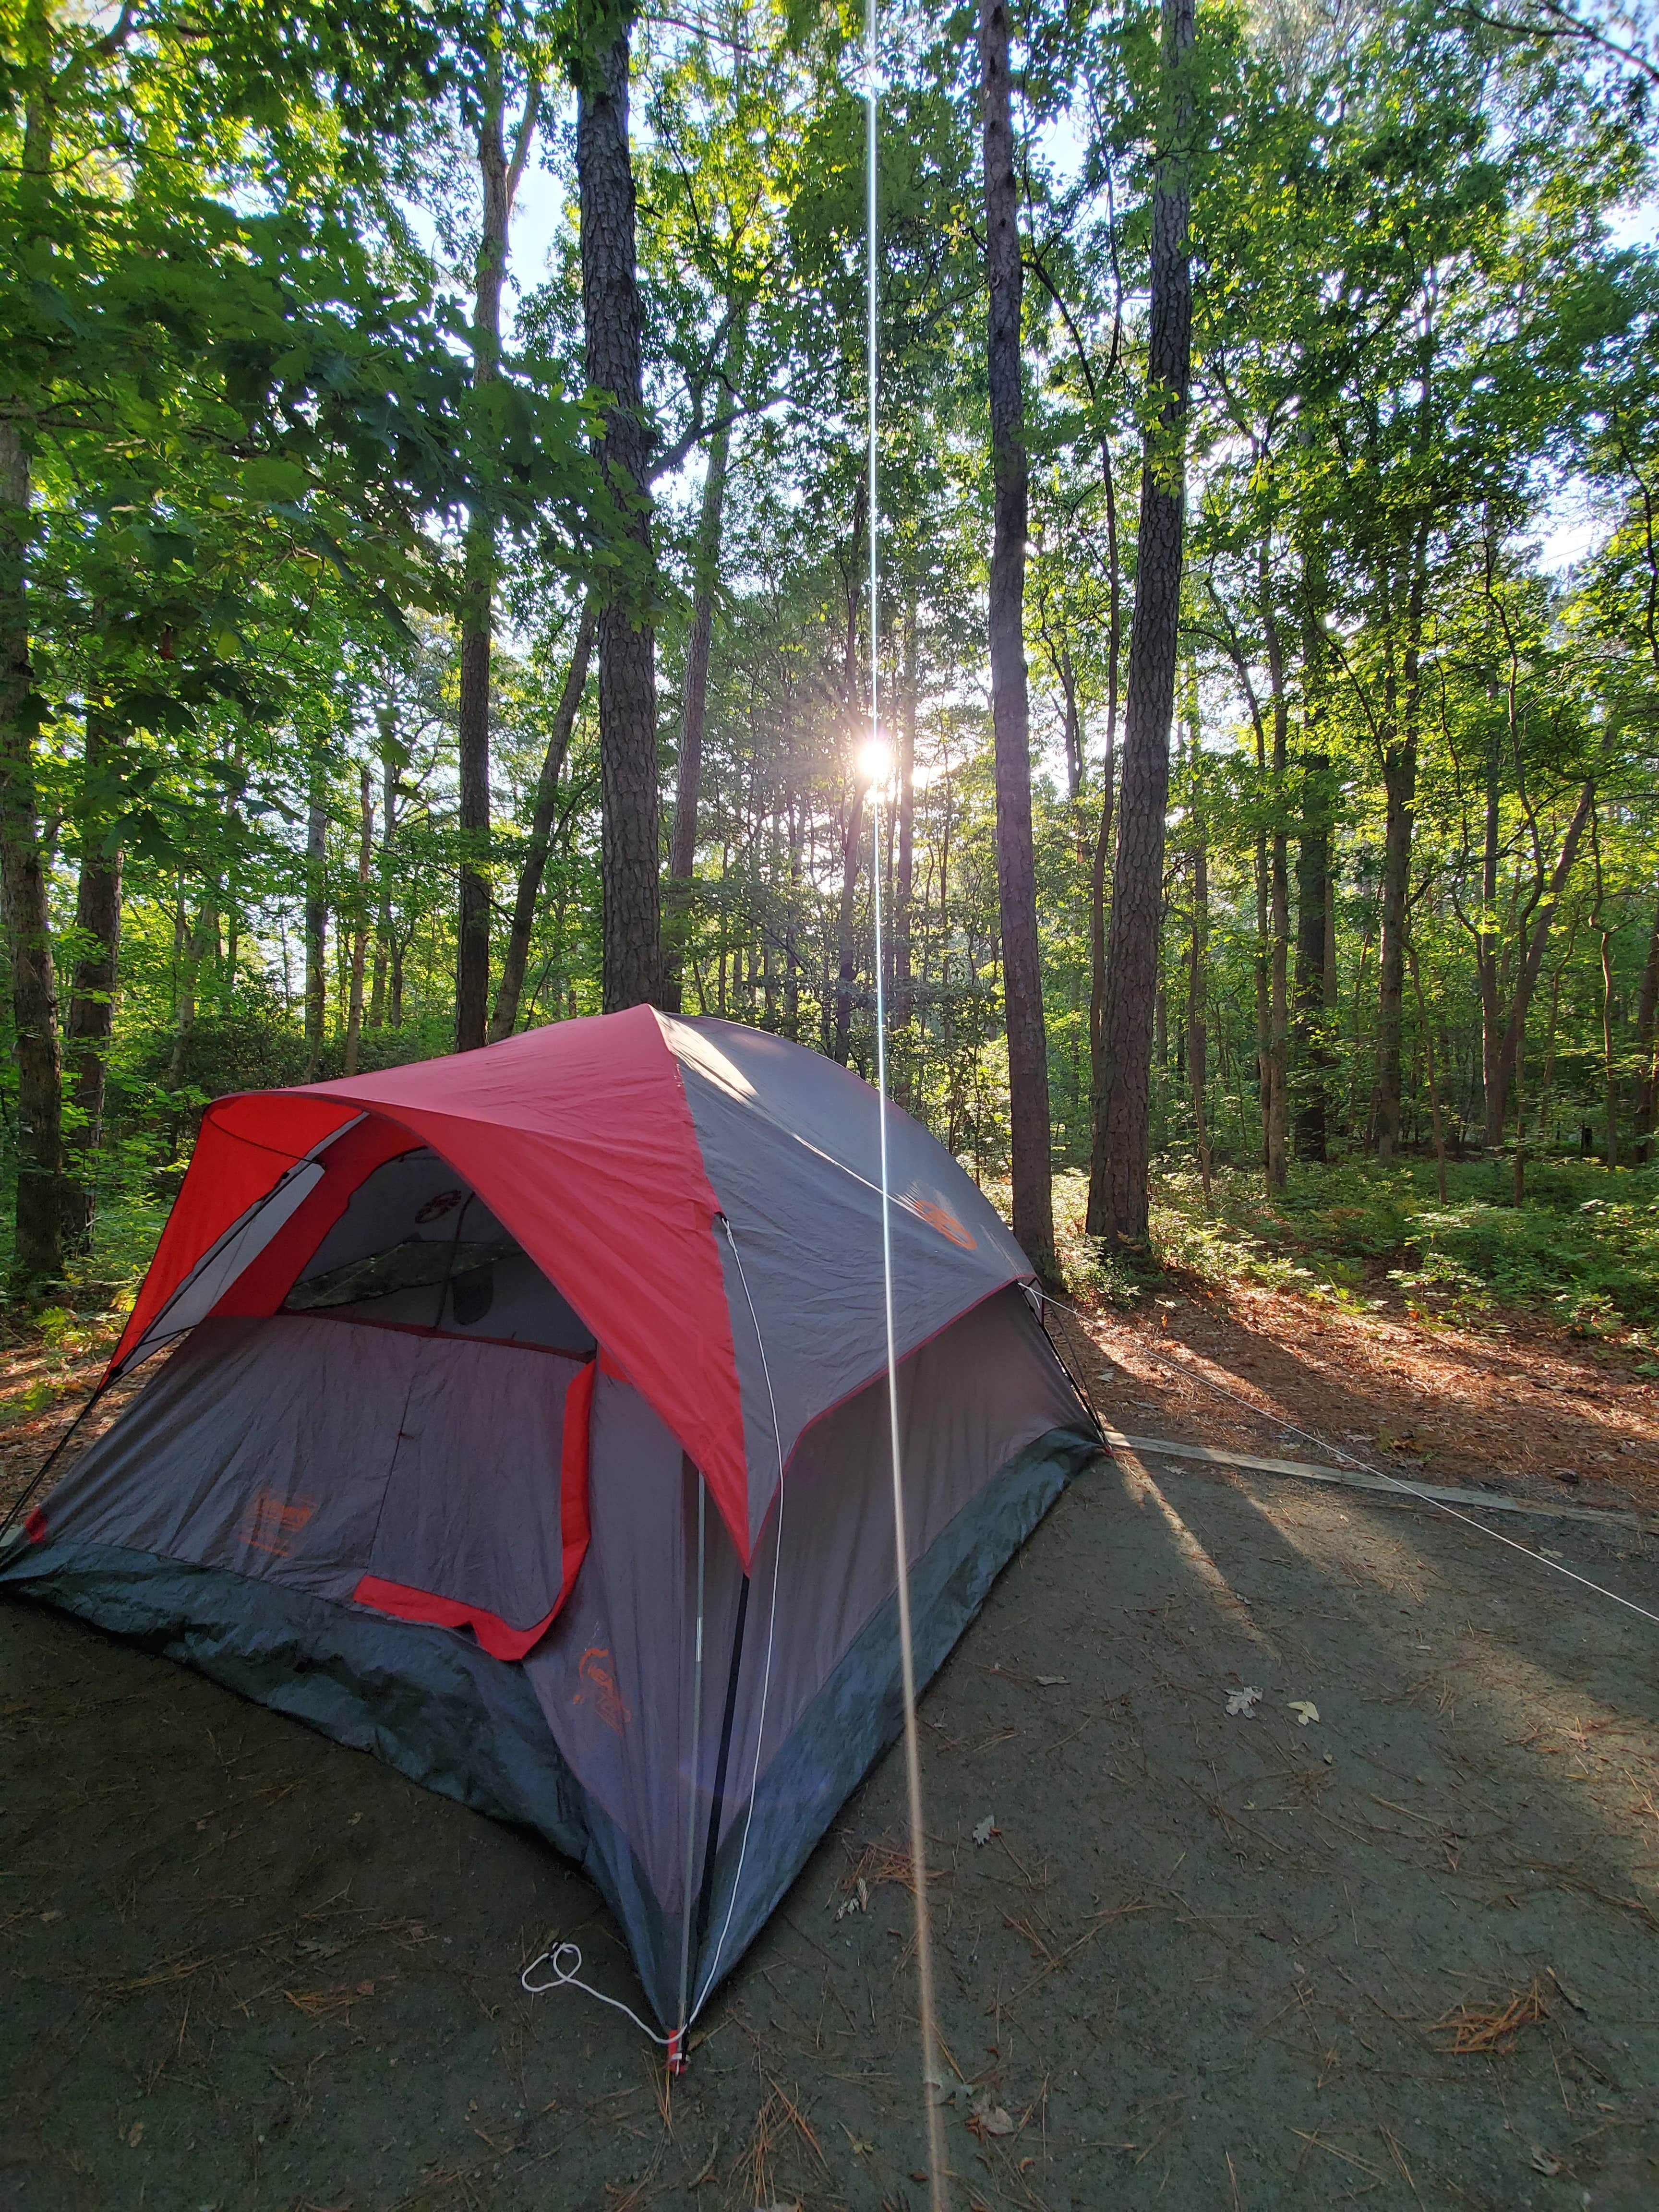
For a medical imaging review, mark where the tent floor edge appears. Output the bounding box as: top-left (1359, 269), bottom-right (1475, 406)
top-left (0, 1537), bottom-right (680, 2027)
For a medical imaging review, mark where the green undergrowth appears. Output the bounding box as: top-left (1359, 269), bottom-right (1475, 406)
top-left (1056, 1158), bottom-right (1659, 1352)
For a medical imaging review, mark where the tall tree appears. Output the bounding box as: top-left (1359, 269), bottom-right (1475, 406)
top-left (576, 5), bottom-right (662, 1012)
top-left (980, 0), bottom-right (1056, 1279)
top-left (1093, 0), bottom-right (1196, 1248)
top-left (457, 12), bottom-right (544, 1050)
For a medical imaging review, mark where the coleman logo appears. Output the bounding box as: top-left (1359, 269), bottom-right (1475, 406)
top-left (242, 1490), bottom-right (314, 1558)
top-left (574, 1647), bottom-right (631, 1736)
top-left (907, 1196), bottom-right (976, 1251)
top-left (414, 1189), bottom-right (464, 1224)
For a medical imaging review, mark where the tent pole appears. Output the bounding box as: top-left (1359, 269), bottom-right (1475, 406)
top-left (671, 1466), bottom-right (707, 2070)
top-left (691, 1570), bottom-right (750, 1960)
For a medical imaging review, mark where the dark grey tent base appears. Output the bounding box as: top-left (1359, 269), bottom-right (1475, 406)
top-left (689, 1422), bottom-right (1102, 2008)
top-left (0, 1421), bottom-right (1100, 2026)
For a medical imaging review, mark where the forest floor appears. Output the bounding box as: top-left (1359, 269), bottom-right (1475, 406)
top-left (3, 1173), bottom-right (1659, 2210)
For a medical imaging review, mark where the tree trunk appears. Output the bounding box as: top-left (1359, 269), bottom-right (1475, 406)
top-left (980, 0), bottom-right (1055, 1278)
top-left (832, 781), bottom-right (866, 1067)
top-left (1293, 755), bottom-right (1332, 1164)
top-left (1262, 551), bottom-right (1290, 1191)
top-left (457, 43), bottom-right (542, 1051)
top-left (0, 419), bottom-right (64, 1293)
top-left (1482, 778), bottom-right (1596, 1148)
top-left (491, 595), bottom-right (597, 1040)
top-left (578, 17), bottom-right (661, 1013)
top-left (343, 764), bottom-right (373, 1075)
top-left (1373, 739), bottom-right (1416, 1160)
top-left (663, 324), bottom-right (744, 1014)
top-left (303, 755), bottom-right (328, 1081)
top-left (368, 747), bottom-right (393, 1034)
top-left (1185, 712), bottom-right (1212, 1208)
top-left (1093, 0), bottom-right (1193, 1249)
top-left (1082, 260), bottom-right (1125, 1240)
top-left (61, 711), bottom-right (121, 1253)
top-left (1634, 878), bottom-right (1659, 1157)
top-left (895, 583), bottom-right (918, 1036)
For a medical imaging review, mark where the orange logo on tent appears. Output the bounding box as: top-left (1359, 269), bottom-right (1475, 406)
top-left (242, 1490), bottom-right (314, 1558)
top-left (574, 1647), bottom-right (631, 1736)
top-left (908, 1196), bottom-right (976, 1251)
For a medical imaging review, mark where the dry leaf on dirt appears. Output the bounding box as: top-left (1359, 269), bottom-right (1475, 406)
top-left (972, 1815), bottom-right (998, 1845)
top-left (125, 2121), bottom-right (144, 2147)
top-left (967, 2091), bottom-right (1015, 2139)
top-left (1034, 1674), bottom-right (1068, 1686)
top-left (1287, 1700), bottom-right (1320, 1726)
top-left (1226, 1687), bottom-right (1264, 1717)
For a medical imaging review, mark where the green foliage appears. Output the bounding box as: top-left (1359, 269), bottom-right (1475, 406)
top-left (1144, 1155), bottom-right (1659, 1335)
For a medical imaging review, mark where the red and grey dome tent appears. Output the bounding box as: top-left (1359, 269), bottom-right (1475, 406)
top-left (0, 1008), bottom-right (1099, 2031)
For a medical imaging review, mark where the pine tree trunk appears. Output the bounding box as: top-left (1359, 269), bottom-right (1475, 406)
top-left (832, 783), bottom-right (865, 1068)
top-left (1373, 740), bottom-right (1415, 1161)
top-left (303, 757), bottom-right (328, 1081)
top-left (61, 711), bottom-right (121, 1253)
top-left (0, 420), bottom-right (64, 1294)
top-left (343, 764), bottom-right (373, 1075)
top-left (981, 0), bottom-right (1055, 1278)
top-left (1185, 713), bottom-right (1212, 1207)
top-left (1293, 756), bottom-right (1332, 1163)
top-left (894, 585), bottom-right (918, 1095)
top-left (491, 595), bottom-right (597, 1040)
top-left (1094, 0), bottom-right (1193, 1249)
top-left (457, 47), bottom-right (541, 1050)
top-left (578, 18), bottom-right (661, 1013)
top-left (1634, 879), bottom-right (1659, 1159)
top-left (663, 325), bottom-right (744, 1014)
top-left (1262, 554), bottom-right (1290, 1192)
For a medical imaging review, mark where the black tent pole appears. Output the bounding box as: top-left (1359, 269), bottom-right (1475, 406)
top-left (691, 1570), bottom-right (750, 1961)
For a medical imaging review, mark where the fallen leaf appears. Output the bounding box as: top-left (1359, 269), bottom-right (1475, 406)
top-left (39, 1909), bottom-right (62, 1924)
top-left (1226, 1687), bottom-right (1264, 1718)
top-left (126, 2121), bottom-right (144, 2148)
top-left (1034, 1675), bottom-right (1068, 1686)
top-left (1529, 2146), bottom-right (1563, 2176)
top-left (972, 1815), bottom-right (998, 1846)
top-left (968, 2091), bottom-right (1015, 2138)
top-left (1287, 1700), bottom-right (1320, 1726)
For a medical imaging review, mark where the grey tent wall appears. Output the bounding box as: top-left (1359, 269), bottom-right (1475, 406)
top-left (0, 1291), bottom-right (1098, 2031)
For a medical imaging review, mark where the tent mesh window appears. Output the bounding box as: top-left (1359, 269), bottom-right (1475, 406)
top-left (281, 1145), bottom-right (596, 1353)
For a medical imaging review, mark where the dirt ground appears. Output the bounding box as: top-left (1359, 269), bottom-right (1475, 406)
top-left (4, 1294), bottom-right (1659, 2211)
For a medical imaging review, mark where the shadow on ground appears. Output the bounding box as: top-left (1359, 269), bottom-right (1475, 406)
top-left (4, 1439), bottom-right (1658, 2210)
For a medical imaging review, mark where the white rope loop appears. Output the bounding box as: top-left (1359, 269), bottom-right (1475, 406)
top-left (519, 1942), bottom-right (670, 2045)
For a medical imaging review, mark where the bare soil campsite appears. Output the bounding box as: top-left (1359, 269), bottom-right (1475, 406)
top-left (5, 1277), bottom-right (1657, 2212)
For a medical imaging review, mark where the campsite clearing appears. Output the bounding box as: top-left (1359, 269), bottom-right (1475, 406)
top-left (5, 1397), bottom-right (1657, 2208)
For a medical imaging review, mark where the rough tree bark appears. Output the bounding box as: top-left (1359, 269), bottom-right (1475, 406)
top-left (0, 418), bottom-right (65, 1293)
top-left (894, 582), bottom-right (918, 1094)
top-left (832, 489), bottom-right (866, 1068)
top-left (1634, 877), bottom-right (1659, 1158)
top-left (980, 0), bottom-right (1055, 1278)
top-left (343, 764), bottom-right (373, 1075)
top-left (62, 710), bottom-right (121, 1252)
top-left (1261, 547), bottom-right (1290, 1192)
top-left (1184, 707), bottom-right (1212, 1208)
top-left (1094, 0), bottom-right (1195, 1249)
top-left (1373, 523), bottom-right (1430, 1159)
top-left (457, 37), bottom-right (542, 1050)
top-left (578, 14), bottom-right (661, 1012)
top-left (302, 754), bottom-right (328, 1081)
top-left (663, 323), bottom-right (744, 1013)
top-left (490, 595), bottom-right (596, 1040)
